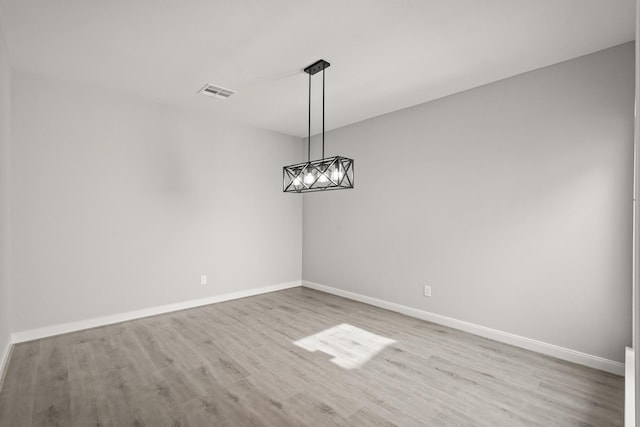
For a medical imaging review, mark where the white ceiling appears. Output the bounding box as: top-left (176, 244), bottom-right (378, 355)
top-left (0, 0), bottom-right (635, 137)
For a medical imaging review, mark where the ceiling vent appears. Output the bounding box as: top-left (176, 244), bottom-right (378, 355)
top-left (197, 83), bottom-right (235, 99)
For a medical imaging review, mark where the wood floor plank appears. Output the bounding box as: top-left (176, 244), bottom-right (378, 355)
top-left (178, 380), bottom-right (267, 427)
top-left (0, 287), bottom-right (624, 426)
top-left (282, 393), bottom-right (351, 427)
top-left (66, 342), bottom-right (112, 427)
top-left (30, 338), bottom-right (72, 427)
top-left (0, 342), bottom-right (39, 427)
top-left (346, 407), bottom-right (399, 427)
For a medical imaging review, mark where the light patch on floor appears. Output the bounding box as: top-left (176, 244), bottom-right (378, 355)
top-left (294, 323), bottom-right (396, 369)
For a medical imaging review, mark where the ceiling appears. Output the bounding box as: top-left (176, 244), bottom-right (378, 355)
top-left (0, 0), bottom-right (635, 137)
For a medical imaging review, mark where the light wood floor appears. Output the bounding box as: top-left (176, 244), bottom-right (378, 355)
top-left (0, 287), bottom-right (624, 426)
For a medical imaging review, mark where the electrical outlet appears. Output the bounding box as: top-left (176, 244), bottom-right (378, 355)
top-left (201, 275), bottom-right (207, 285)
top-left (423, 285), bottom-right (431, 297)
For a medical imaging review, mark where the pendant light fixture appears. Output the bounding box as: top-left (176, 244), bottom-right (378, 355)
top-left (283, 59), bottom-right (354, 193)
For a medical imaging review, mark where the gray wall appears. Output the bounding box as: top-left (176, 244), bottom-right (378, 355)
top-left (0, 20), bottom-right (11, 360)
top-left (303, 43), bottom-right (634, 362)
top-left (10, 71), bottom-right (302, 332)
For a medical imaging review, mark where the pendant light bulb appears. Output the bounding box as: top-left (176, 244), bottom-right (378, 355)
top-left (304, 171), bottom-right (315, 185)
top-left (317, 162), bottom-right (330, 184)
top-left (331, 164), bottom-right (344, 182)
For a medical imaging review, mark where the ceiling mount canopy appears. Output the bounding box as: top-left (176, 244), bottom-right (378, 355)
top-left (283, 59), bottom-right (354, 193)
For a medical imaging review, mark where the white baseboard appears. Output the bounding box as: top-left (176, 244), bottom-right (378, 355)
top-left (0, 336), bottom-right (13, 391)
top-left (12, 281), bottom-right (301, 343)
top-left (625, 347), bottom-right (635, 427)
top-left (302, 280), bottom-right (625, 376)
top-left (7, 280), bottom-right (625, 376)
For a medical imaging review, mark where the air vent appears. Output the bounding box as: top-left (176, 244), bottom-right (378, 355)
top-left (197, 83), bottom-right (235, 99)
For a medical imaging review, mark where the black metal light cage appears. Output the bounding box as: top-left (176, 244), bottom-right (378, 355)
top-left (282, 59), bottom-right (354, 193)
top-left (283, 155), bottom-right (354, 193)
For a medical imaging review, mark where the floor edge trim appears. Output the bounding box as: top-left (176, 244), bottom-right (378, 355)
top-left (11, 281), bottom-right (302, 343)
top-left (302, 280), bottom-right (624, 376)
top-left (0, 338), bottom-right (13, 391)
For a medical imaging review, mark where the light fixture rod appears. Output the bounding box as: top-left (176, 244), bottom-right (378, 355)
top-left (308, 72), bottom-right (311, 163)
top-left (322, 67), bottom-right (325, 159)
top-left (304, 59), bottom-right (330, 161)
